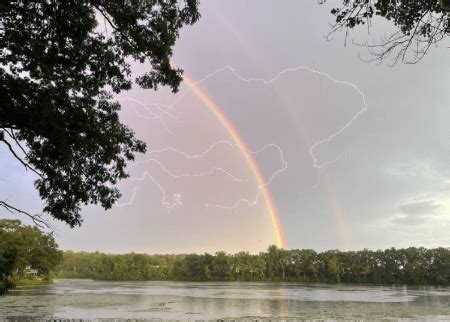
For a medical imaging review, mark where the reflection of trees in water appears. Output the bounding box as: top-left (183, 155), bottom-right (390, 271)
top-left (321, 0), bottom-right (449, 65)
top-left (268, 293), bottom-right (290, 318)
top-left (178, 294), bottom-right (289, 319)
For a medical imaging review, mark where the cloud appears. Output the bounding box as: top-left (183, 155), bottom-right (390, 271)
top-left (384, 158), bottom-right (447, 183)
top-left (399, 200), bottom-right (441, 215)
top-left (390, 199), bottom-right (444, 226)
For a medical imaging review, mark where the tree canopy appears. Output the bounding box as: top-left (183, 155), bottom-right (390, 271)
top-left (0, 219), bottom-right (62, 295)
top-left (321, 0), bottom-right (449, 65)
top-left (55, 246), bottom-right (450, 285)
top-left (0, 1), bottom-right (200, 227)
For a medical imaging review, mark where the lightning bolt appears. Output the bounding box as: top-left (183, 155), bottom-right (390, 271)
top-left (117, 97), bottom-right (181, 135)
top-left (313, 155), bottom-right (343, 189)
top-left (116, 140), bottom-right (287, 210)
top-left (205, 142), bottom-right (287, 210)
top-left (118, 64), bottom-right (367, 208)
top-left (116, 175), bottom-right (182, 209)
top-left (219, 65), bottom-right (368, 170)
top-left (154, 64), bottom-right (368, 171)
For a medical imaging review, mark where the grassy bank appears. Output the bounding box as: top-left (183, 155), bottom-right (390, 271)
top-left (14, 278), bottom-right (53, 287)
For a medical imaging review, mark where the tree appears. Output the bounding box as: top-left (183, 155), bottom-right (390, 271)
top-left (291, 249), bottom-right (318, 282)
top-left (0, 1), bottom-right (200, 227)
top-left (320, 250), bottom-right (341, 283)
top-left (428, 247), bottom-right (450, 285)
top-left (321, 0), bottom-right (449, 65)
top-left (0, 241), bottom-right (17, 295)
top-left (264, 245), bottom-right (290, 280)
top-left (403, 247), bottom-right (427, 284)
top-left (0, 219), bottom-right (62, 295)
top-left (211, 251), bottom-right (230, 280)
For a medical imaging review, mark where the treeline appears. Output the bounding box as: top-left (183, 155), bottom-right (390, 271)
top-left (55, 246), bottom-right (450, 285)
top-left (0, 220), bottom-right (62, 295)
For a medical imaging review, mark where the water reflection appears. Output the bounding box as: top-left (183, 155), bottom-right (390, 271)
top-left (0, 280), bottom-right (449, 320)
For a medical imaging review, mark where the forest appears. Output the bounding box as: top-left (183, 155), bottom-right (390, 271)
top-left (55, 246), bottom-right (450, 286)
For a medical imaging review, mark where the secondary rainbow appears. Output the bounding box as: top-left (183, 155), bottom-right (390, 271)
top-left (181, 72), bottom-right (287, 249)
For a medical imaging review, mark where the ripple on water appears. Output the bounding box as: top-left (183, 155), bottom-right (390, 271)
top-left (0, 280), bottom-right (449, 320)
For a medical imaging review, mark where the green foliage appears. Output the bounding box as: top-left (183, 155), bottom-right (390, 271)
top-left (15, 277), bottom-right (53, 287)
top-left (0, 219), bottom-right (62, 295)
top-left (54, 246), bottom-right (450, 285)
top-left (0, 1), bottom-right (200, 226)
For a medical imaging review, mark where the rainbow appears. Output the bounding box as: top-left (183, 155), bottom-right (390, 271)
top-left (181, 72), bottom-right (287, 249)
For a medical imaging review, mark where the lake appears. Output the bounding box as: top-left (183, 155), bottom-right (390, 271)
top-left (1, 279), bottom-right (449, 320)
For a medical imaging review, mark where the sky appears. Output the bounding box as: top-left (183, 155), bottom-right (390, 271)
top-left (1, 1), bottom-right (449, 254)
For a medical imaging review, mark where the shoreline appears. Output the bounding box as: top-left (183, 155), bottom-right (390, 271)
top-left (49, 278), bottom-right (450, 288)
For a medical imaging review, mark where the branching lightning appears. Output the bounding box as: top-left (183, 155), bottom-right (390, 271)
top-left (159, 64), bottom-right (368, 170)
top-left (116, 140), bottom-right (286, 210)
top-left (205, 142), bottom-right (287, 210)
top-left (220, 65), bottom-right (368, 170)
top-left (118, 64), bottom-right (367, 209)
top-left (117, 97), bottom-right (180, 135)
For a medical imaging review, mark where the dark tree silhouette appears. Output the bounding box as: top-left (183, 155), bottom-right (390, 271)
top-left (0, 1), bottom-right (200, 227)
top-left (321, 0), bottom-right (449, 65)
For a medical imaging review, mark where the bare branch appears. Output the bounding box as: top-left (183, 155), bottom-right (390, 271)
top-left (4, 129), bottom-right (28, 157)
top-left (0, 200), bottom-right (51, 229)
top-left (0, 133), bottom-right (44, 179)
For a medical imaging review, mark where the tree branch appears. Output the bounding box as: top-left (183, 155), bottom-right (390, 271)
top-left (4, 129), bottom-right (28, 158)
top-left (91, 4), bottom-right (136, 50)
top-left (323, 0), bottom-right (447, 65)
top-left (0, 200), bottom-right (51, 229)
top-left (0, 133), bottom-right (44, 179)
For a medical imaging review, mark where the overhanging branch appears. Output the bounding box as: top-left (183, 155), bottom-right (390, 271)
top-left (0, 201), bottom-right (51, 229)
top-left (0, 133), bottom-right (44, 179)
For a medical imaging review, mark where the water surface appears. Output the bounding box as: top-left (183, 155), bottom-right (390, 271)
top-left (1, 279), bottom-right (449, 320)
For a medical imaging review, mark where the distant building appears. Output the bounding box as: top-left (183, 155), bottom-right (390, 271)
top-left (24, 266), bottom-right (39, 277)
